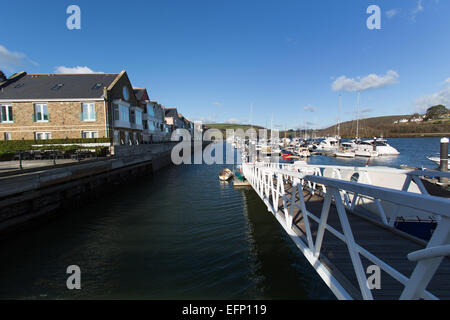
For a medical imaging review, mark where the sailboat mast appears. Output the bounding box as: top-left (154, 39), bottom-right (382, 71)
top-left (356, 91), bottom-right (360, 140)
top-left (250, 103), bottom-right (253, 129)
top-left (338, 94), bottom-right (342, 138)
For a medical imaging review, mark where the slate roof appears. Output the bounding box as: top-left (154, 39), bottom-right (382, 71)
top-left (165, 108), bottom-right (179, 118)
top-left (133, 88), bottom-right (148, 101)
top-left (0, 73), bottom-right (120, 100)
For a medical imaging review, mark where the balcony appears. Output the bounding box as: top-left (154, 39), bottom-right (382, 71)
top-left (114, 120), bottom-right (131, 129)
top-left (131, 123), bottom-right (144, 130)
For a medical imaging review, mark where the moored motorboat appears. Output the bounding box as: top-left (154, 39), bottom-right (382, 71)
top-left (219, 168), bottom-right (233, 181)
top-left (428, 156), bottom-right (449, 169)
top-left (333, 142), bottom-right (356, 158)
top-left (355, 149), bottom-right (379, 158)
top-left (361, 138), bottom-right (400, 156)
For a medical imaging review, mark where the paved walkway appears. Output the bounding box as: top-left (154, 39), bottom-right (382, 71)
top-left (0, 160), bottom-right (79, 173)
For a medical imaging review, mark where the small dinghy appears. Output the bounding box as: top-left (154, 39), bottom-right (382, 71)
top-left (219, 168), bottom-right (233, 181)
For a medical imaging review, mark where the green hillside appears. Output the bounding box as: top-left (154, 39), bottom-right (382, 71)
top-left (204, 123), bottom-right (265, 131)
top-left (317, 115), bottom-right (450, 138)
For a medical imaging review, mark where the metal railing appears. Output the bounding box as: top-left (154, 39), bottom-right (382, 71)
top-left (242, 162), bottom-right (450, 300)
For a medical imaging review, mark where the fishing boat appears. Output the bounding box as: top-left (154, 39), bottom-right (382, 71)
top-left (219, 168), bottom-right (233, 181)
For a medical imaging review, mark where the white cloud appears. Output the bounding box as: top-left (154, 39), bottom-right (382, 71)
top-left (54, 66), bottom-right (98, 74)
top-left (331, 70), bottom-right (399, 92)
top-left (360, 107), bottom-right (374, 115)
top-left (0, 45), bottom-right (36, 72)
top-left (192, 116), bottom-right (217, 124)
top-left (411, 0), bottom-right (424, 20)
top-left (212, 102), bottom-right (223, 107)
top-left (414, 80), bottom-right (450, 112)
top-left (445, 78), bottom-right (450, 85)
top-left (413, 0), bottom-right (424, 14)
top-left (304, 105), bottom-right (317, 113)
top-left (224, 118), bottom-right (241, 124)
top-left (386, 9), bottom-right (398, 19)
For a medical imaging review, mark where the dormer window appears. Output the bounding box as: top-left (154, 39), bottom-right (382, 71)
top-left (51, 83), bottom-right (64, 90)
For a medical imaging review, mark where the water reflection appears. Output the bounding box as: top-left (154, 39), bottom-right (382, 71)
top-left (0, 143), bottom-right (334, 300)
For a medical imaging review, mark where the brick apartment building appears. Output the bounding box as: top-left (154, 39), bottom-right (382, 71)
top-left (0, 70), bottom-right (194, 144)
top-left (0, 70), bottom-right (144, 145)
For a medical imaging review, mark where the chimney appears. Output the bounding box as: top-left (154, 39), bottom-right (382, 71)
top-left (0, 70), bottom-right (7, 83)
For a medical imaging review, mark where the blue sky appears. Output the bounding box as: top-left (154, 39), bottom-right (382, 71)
top-left (1, 0), bottom-right (449, 129)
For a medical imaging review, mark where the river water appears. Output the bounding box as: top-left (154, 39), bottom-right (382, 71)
top-left (0, 137), bottom-right (444, 299)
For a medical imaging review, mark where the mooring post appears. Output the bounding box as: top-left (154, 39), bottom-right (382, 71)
top-left (440, 137), bottom-right (449, 185)
top-left (19, 150), bottom-right (23, 170)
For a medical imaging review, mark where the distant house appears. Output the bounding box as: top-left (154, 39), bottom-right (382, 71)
top-left (165, 108), bottom-right (184, 129)
top-left (399, 119), bottom-right (409, 123)
top-left (0, 70), bottom-right (144, 144)
top-left (134, 88), bottom-right (166, 143)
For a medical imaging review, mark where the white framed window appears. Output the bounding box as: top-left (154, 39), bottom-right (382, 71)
top-left (35, 132), bottom-right (52, 140)
top-left (81, 131), bottom-right (98, 139)
top-left (147, 103), bottom-right (155, 117)
top-left (81, 103), bottom-right (96, 121)
top-left (120, 105), bottom-right (129, 122)
top-left (34, 104), bottom-right (49, 122)
top-left (135, 110), bottom-right (142, 125)
top-left (3, 132), bottom-right (12, 141)
top-left (0, 105), bottom-right (13, 123)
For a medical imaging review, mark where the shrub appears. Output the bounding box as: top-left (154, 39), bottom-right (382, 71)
top-left (0, 138), bottom-right (111, 156)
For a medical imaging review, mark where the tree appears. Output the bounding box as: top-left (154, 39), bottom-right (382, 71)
top-left (425, 105), bottom-right (448, 120)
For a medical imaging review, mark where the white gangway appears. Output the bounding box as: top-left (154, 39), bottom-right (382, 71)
top-left (242, 161), bottom-right (450, 300)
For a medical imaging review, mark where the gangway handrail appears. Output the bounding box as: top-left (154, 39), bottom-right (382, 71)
top-left (306, 175), bottom-right (450, 217)
top-left (408, 245), bottom-right (450, 262)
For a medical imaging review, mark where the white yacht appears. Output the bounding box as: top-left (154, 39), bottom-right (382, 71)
top-left (360, 138), bottom-right (400, 156)
top-left (351, 140), bottom-right (379, 157)
top-left (333, 142), bottom-right (356, 158)
top-left (316, 136), bottom-right (340, 152)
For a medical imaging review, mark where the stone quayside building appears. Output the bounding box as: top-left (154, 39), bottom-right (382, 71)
top-left (0, 70), bottom-right (194, 144)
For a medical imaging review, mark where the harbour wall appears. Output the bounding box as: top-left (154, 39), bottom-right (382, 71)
top-left (0, 141), bottom-right (208, 234)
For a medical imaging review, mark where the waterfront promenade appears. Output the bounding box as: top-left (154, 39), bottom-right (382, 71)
top-left (0, 142), bottom-right (183, 233)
